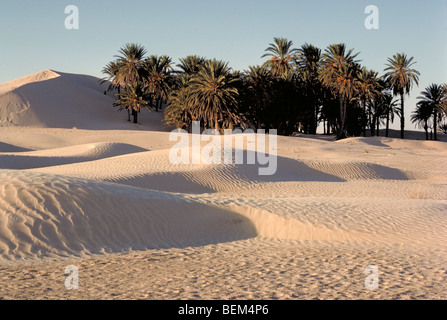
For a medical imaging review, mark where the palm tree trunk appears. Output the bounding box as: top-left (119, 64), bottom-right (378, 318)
top-left (214, 114), bottom-right (219, 134)
top-left (363, 99), bottom-right (367, 137)
top-left (133, 109), bottom-right (138, 123)
top-left (385, 112), bottom-right (390, 137)
top-left (433, 109), bottom-right (438, 141)
top-left (371, 113), bottom-right (376, 137)
top-left (337, 96), bottom-right (343, 138)
top-left (337, 97), bottom-right (348, 139)
top-left (158, 98), bottom-right (163, 112)
top-left (376, 117), bottom-right (380, 136)
top-left (314, 105), bottom-right (318, 134)
top-left (127, 109), bottom-right (131, 121)
top-left (424, 121), bottom-right (428, 140)
top-left (400, 94), bottom-right (405, 139)
top-left (155, 97), bottom-right (159, 112)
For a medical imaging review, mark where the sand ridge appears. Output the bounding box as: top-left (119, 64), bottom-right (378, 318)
top-left (0, 70), bottom-right (446, 299)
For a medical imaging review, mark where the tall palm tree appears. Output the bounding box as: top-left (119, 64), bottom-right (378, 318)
top-left (187, 59), bottom-right (240, 131)
top-left (320, 43), bottom-right (360, 139)
top-left (262, 37), bottom-right (298, 79)
top-left (357, 67), bottom-right (383, 136)
top-left (113, 82), bottom-right (150, 123)
top-left (114, 43), bottom-right (147, 86)
top-left (417, 83), bottom-right (447, 140)
top-left (142, 55), bottom-right (174, 111)
top-left (384, 53), bottom-right (420, 139)
top-left (411, 100), bottom-right (433, 140)
top-left (296, 43), bottom-right (323, 134)
top-left (244, 65), bottom-right (273, 128)
top-left (102, 43), bottom-right (147, 122)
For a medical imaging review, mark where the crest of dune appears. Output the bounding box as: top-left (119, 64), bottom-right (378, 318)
top-left (0, 69), bottom-right (165, 130)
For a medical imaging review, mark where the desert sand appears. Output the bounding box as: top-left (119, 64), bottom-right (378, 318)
top-left (0, 70), bottom-right (445, 299)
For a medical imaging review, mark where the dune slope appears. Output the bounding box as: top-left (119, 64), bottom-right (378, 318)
top-left (0, 170), bottom-right (260, 262)
top-left (0, 70), bottom-right (166, 130)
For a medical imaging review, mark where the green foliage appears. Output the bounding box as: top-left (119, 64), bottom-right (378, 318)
top-left (262, 37), bottom-right (298, 79)
top-left (414, 83), bottom-right (447, 140)
top-left (101, 43), bottom-right (175, 123)
top-left (187, 59), bottom-right (241, 131)
top-left (164, 75), bottom-right (192, 129)
top-left (100, 39), bottom-right (437, 141)
top-left (113, 82), bottom-right (150, 123)
top-left (384, 53), bottom-right (420, 138)
top-left (319, 43), bottom-right (361, 139)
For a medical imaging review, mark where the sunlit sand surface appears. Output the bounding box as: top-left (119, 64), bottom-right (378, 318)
top-left (0, 71), bottom-right (445, 299)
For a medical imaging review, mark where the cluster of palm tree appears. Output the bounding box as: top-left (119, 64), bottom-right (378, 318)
top-left (411, 83), bottom-right (447, 140)
top-left (102, 39), bottom-right (445, 140)
top-left (100, 43), bottom-right (174, 123)
top-left (164, 56), bottom-right (246, 132)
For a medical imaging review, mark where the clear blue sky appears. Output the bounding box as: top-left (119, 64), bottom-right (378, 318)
top-left (0, 0), bottom-right (446, 130)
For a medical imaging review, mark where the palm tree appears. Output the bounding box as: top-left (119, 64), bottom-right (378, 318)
top-left (357, 67), bottom-right (383, 136)
top-left (370, 92), bottom-right (396, 136)
top-left (320, 88), bottom-right (339, 135)
top-left (113, 82), bottom-right (150, 123)
top-left (114, 43), bottom-right (147, 86)
top-left (102, 43), bottom-right (147, 122)
top-left (384, 53), bottom-right (420, 139)
top-left (417, 83), bottom-right (447, 140)
top-left (262, 37), bottom-right (298, 79)
top-left (164, 75), bottom-right (194, 130)
top-left (296, 43), bottom-right (321, 73)
top-left (296, 43), bottom-right (323, 134)
top-left (101, 60), bottom-right (133, 121)
top-left (142, 55), bottom-right (174, 112)
top-left (244, 65), bottom-right (273, 128)
top-left (100, 60), bottom-right (123, 93)
top-left (187, 59), bottom-right (240, 131)
top-left (320, 43), bottom-right (360, 139)
top-left (380, 92), bottom-right (399, 137)
top-left (411, 100), bottom-right (433, 140)
top-left (442, 84), bottom-right (447, 116)
top-left (177, 55), bottom-right (207, 76)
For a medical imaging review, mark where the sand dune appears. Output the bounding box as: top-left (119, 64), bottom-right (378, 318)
top-left (0, 70), bottom-right (446, 299)
top-left (305, 160), bottom-right (411, 180)
top-left (27, 147), bottom-right (419, 194)
top-left (0, 170), bottom-right (260, 262)
top-left (0, 169), bottom-right (399, 263)
top-left (0, 70), bottom-right (166, 130)
top-left (27, 149), bottom-right (344, 191)
top-left (0, 143), bottom-right (148, 170)
top-left (337, 136), bottom-right (447, 150)
top-left (0, 142), bottom-right (32, 153)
